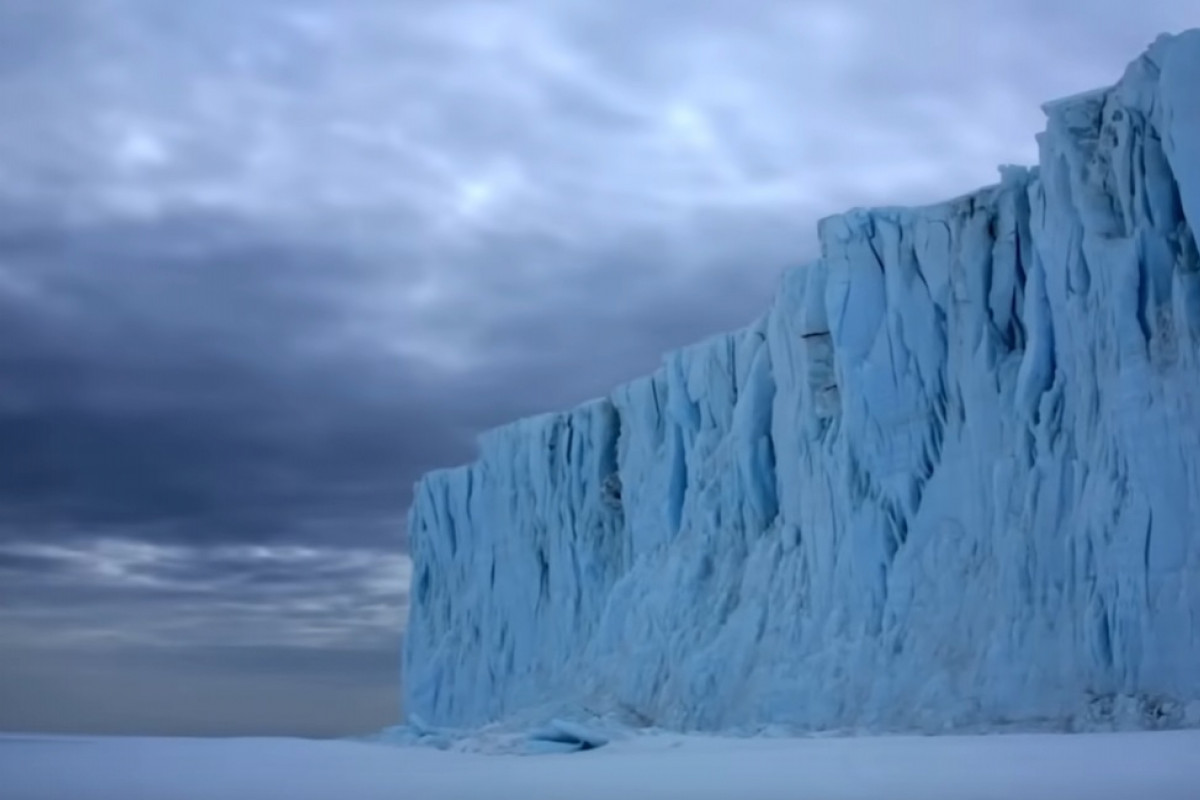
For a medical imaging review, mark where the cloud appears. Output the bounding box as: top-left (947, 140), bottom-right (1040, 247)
top-left (0, 538), bottom-right (410, 650)
top-left (0, 0), bottom-right (1195, 735)
top-left (0, 536), bottom-right (409, 736)
top-left (0, 213), bottom-right (453, 546)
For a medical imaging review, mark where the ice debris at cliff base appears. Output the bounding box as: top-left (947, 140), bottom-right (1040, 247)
top-left (371, 714), bottom-right (618, 755)
top-left (404, 30), bottom-right (1200, 734)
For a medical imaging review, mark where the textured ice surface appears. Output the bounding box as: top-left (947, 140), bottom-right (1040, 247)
top-left (404, 31), bottom-right (1200, 733)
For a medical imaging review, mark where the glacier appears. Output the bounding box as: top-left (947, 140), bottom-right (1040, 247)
top-left (403, 31), bottom-right (1200, 735)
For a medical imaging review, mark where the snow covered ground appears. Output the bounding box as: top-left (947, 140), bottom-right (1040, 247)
top-left (1, 729), bottom-right (1197, 800)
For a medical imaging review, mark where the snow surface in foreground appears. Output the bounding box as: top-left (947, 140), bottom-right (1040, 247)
top-left (1, 729), bottom-right (1197, 800)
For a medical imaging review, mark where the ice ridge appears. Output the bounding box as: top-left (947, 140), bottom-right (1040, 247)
top-left (403, 31), bottom-right (1200, 734)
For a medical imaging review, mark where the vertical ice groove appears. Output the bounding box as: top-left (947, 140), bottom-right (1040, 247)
top-left (404, 31), bottom-right (1200, 734)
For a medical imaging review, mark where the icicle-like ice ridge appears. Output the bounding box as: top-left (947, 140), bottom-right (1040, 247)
top-left (403, 31), bottom-right (1200, 733)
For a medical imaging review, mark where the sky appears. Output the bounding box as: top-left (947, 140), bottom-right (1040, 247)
top-left (0, 0), bottom-right (1195, 737)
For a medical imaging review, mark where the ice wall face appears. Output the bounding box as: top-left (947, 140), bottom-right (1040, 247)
top-left (404, 32), bottom-right (1200, 733)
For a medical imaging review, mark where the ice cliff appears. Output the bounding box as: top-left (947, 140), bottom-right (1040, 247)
top-left (404, 31), bottom-right (1200, 734)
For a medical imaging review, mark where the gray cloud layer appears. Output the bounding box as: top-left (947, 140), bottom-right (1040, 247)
top-left (1, 0), bottom-right (1194, 735)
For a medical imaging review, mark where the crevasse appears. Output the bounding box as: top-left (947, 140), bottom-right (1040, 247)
top-left (403, 31), bottom-right (1200, 733)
